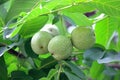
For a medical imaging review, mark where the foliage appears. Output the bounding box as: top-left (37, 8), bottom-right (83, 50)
top-left (0, 0), bottom-right (120, 80)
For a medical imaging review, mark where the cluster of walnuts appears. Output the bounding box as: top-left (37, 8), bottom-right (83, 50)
top-left (31, 24), bottom-right (95, 61)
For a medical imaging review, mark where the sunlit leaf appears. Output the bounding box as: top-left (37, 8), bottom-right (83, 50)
top-left (19, 15), bottom-right (48, 37)
top-left (26, 0), bottom-right (75, 20)
top-left (39, 77), bottom-right (49, 80)
top-left (63, 12), bottom-right (93, 26)
top-left (4, 52), bottom-right (18, 75)
top-left (95, 17), bottom-right (118, 49)
top-left (64, 2), bottom-right (95, 13)
top-left (90, 61), bottom-right (104, 79)
top-left (91, 0), bottom-right (120, 17)
top-left (5, 0), bottom-right (40, 22)
top-left (10, 15), bottom-right (48, 38)
top-left (26, 0), bottom-right (85, 20)
top-left (47, 69), bottom-right (57, 79)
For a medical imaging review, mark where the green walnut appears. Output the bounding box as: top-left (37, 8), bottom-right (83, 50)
top-left (31, 31), bottom-right (53, 54)
top-left (48, 35), bottom-right (73, 60)
top-left (71, 27), bottom-right (95, 50)
top-left (41, 24), bottom-right (59, 36)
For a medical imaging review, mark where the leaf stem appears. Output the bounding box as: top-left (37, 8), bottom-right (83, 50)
top-left (57, 63), bottom-right (62, 80)
top-left (38, 60), bottom-right (56, 70)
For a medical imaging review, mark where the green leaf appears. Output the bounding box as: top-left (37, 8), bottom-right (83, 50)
top-left (59, 73), bottom-right (69, 80)
top-left (0, 34), bottom-right (13, 45)
top-left (55, 15), bottom-right (68, 35)
top-left (63, 15), bottom-right (76, 26)
top-left (112, 22), bottom-right (120, 51)
top-left (95, 17), bottom-right (118, 49)
top-left (26, 0), bottom-right (86, 20)
top-left (24, 38), bottom-right (38, 58)
top-left (39, 77), bottom-right (49, 80)
top-left (118, 27), bottom-right (120, 51)
top-left (0, 2), bottom-right (8, 21)
top-left (90, 61), bottom-right (104, 79)
top-left (63, 12), bottom-right (93, 26)
top-left (4, 52), bottom-right (18, 75)
top-left (47, 69), bottom-right (57, 79)
top-left (11, 70), bottom-right (33, 80)
top-left (11, 70), bottom-right (26, 78)
top-left (0, 0), bottom-right (9, 5)
top-left (0, 46), bottom-right (8, 56)
top-left (19, 15), bottom-right (48, 37)
top-left (114, 71), bottom-right (120, 80)
top-left (41, 56), bottom-right (57, 69)
top-left (91, 0), bottom-right (120, 17)
top-left (10, 15), bottom-right (48, 38)
top-left (0, 18), bottom-right (3, 27)
top-left (52, 14), bottom-right (60, 24)
top-left (64, 2), bottom-right (95, 13)
top-left (32, 58), bottom-right (41, 68)
top-left (0, 42), bottom-right (18, 56)
top-left (84, 47), bottom-right (104, 61)
top-left (7, 63), bottom-right (17, 75)
top-left (64, 70), bottom-right (81, 80)
top-left (5, 0), bottom-right (40, 22)
top-left (0, 56), bottom-right (8, 80)
top-left (97, 50), bottom-right (120, 63)
top-left (28, 69), bottom-right (47, 79)
top-left (103, 67), bottom-right (117, 76)
top-left (26, 0), bottom-right (75, 20)
top-left (64, 61), bottom-right (85, 80)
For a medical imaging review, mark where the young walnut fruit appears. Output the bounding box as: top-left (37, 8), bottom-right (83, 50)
top-left (41, 24), bottom-right (59, 37)
top-left (71, 27), bottom-right (95, 50)
top-left (31, 31), bottom-right (53, 54)
top-left (48, 35), bottom-right (73, 60)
